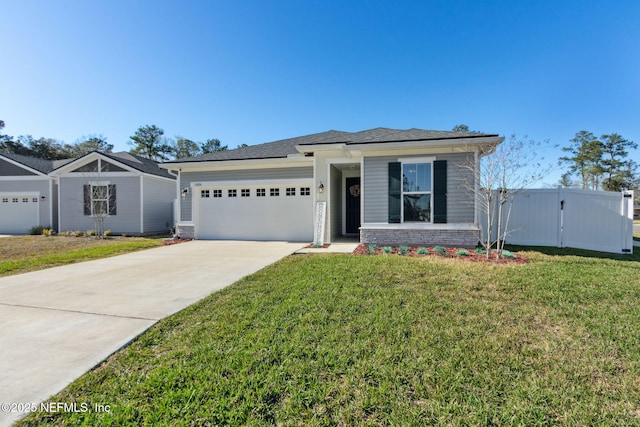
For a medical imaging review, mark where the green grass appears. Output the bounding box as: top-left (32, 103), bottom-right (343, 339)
top-left (0, 236), bottom-right (163, 277)
top-left (20, 247), bottom-right (640, 426)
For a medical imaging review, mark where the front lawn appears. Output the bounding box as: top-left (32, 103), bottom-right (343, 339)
top-left (0, 235), bottom-right (163, 277)
top-left (20, 248), bottom-right (640, 425)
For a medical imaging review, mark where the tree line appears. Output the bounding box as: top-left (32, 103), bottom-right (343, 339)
top-left (560, 130), bottom-right (638, 191)
top-left (0, 121), bottom-right (233, 161)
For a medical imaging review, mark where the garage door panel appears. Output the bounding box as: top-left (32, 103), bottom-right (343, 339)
top-left (0, 194), bottom-right (39, 234)
top-left (196, 187), bottom-right (312, 241)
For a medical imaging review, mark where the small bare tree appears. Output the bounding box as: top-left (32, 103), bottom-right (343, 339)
top-left (461, 135), bottom-right (550, 259)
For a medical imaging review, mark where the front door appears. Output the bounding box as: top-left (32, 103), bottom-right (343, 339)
top-left (345, 177), bottom-right (361, 234)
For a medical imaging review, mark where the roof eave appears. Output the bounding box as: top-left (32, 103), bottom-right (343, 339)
top-left (160, 156), bottom-right (313, 171)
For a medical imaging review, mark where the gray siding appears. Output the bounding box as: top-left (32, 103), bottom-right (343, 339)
top-left (363, 153), bottom-right (475, 223)
top-left (180, 166), bottom-right (313, 221)
top-left (0, 158), bottom-right (37, 176)
top-left (0, 179), bottom-right (52, 228)
top-left (59, 176), bottom-right (141, 234)
top-left (142, 176), bottom-right (175, 233)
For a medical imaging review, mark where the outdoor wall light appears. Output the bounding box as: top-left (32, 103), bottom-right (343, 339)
top-left (318, 182), bottom-right (324, 193)
top-left (41, 195), bottom-right (46, 200)
top-left (181, 187), bottom-right (190, 197)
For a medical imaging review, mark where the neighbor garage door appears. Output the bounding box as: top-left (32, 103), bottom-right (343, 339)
top-left (0, 193), bottom-right (39, 234)
top-left (194, 183), bottom-right (313, 241)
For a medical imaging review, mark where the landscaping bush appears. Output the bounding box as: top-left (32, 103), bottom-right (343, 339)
top-left (398, 245), bottom-right (410, 255)
top-left (455, 249), bottom-right (469, 256)
top-left (433, 245), bottom-right (446, 255)
top-left (104, 230), bottom-right (112, 237)
top-left (502, 250), bottom-right (516, 259)
top-left (41, 228), bottom-right (56, 237)
top-left (86, 230), bottom-right (96, 237)
top-left (382, 246), bottom-right (392, 254)
top-left (29, 225), bottom-right (45, 235)
top-left (417, 247), bottom-right (428, 255)
top-left (367, 244), bottom-right (378, 254)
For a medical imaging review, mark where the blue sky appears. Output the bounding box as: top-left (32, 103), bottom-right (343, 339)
top-left (2, 0), bottom-right (639, 185)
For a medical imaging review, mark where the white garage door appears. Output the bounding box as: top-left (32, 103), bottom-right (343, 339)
top-left (0, 193), bottom-right (39, 234)
top-left (195, 184), bottom-right (313, 241)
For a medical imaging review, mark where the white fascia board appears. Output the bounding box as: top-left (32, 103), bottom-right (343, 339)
top-left (347, 136), bottom-right (504, 154)
top-left (50, 152), bottom-right (140, 176)
top-left (192, 178), bottom-right (314, 188)
top-left (0, 175), bottom-right (51, 181)
top-left (0, 156), bottom-right (50, 177)
top-left (160, 156), bottom-right (313, 172)
top-left (294, 143), bottom-right (347, 154)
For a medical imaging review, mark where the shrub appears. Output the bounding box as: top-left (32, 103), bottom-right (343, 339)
top-left (42, 228), bottom-right (56, 237)
top-left (382, 246), bottom-right (392, 254)
top-left (104, 230), bottom-right (112, 237)
top-left (367, 244), bottom-right (378, 254)
top-left (398, 245), bottom-right (410, 255)
top-left (474, 247), bottom-right (486, 255)
top-left (433, 246), bottom-right (446, 255)
top-left (455, 249), bottom-right (469, 256)
top-left (501, 251), bottom-right (517, 259)
top-left (58, 231), bottom-right (71, 237)
top-left (72, 230), bottom-right (84, 237)
top-left (29, 225), bottom-right (45, 235)
top-left (417, 247), bottom-right (428, 255)
top-left (86, 230), bottom-right (96, 237)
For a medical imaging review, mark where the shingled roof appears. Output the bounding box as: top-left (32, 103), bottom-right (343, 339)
top-left (165, 127), bottom-right (498, 163)
top-left (0, 152), bottom-right (75, 174)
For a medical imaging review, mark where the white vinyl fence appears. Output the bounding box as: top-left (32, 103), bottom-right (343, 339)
top-left (480, 188), bottom-right (634, 254)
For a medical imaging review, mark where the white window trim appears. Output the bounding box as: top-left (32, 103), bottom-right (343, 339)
top-left (400, 157), bottom-right (435, 224)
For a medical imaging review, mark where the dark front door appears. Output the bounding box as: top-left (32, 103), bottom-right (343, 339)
top-left (345, 177), bottom-right (361, 234)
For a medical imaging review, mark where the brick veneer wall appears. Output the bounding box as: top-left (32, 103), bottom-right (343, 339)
top-left (360, 228), bottom-right (480, 248)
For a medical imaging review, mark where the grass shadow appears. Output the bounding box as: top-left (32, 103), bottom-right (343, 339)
top-left (506, 244), bottom-right (640, 262)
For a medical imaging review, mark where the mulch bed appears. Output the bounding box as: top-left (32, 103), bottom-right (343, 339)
top-left (353, 244), bottom-right (529, 264)
top-left (163, 238), bottom-right (192, 246)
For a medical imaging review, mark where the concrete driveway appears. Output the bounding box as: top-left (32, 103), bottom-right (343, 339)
top-left (0, 240), bottom-right (302, 426)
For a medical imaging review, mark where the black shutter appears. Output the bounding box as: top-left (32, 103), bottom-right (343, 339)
top-left (83, 185), bottom-right (91, 216)
top-left (108, 184), bottom-right (117, 216)
top-left (433, 160), bottom-right (447, 223)
top-left (388, 162), bottom-right (401, 223)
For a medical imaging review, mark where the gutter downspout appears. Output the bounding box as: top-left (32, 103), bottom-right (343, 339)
top-left (167, 169), bottom-right (180, 224)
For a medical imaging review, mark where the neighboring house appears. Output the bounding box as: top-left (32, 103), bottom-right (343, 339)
top-left (48, 151), bottom-right (176, 235)
top-left (162, 128), bottom-right (504, 246)
top-left (0, 152), bottom-right (73, 234)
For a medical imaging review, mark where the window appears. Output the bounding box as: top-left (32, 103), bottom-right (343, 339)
top-left (32, 198), bottom-right (38, 203)
top-left (270, 188), bottom-right (279, 197)
top-left (228, 189), bottom-right (237, 197)
top-left (402, 162), bottom-right (432, 222)
top-left (2, 198), bottom-right (8, 203)
top-left (83, 184), bottom-right (116, 216)
top-left (286, 187), bottom-right (296, 196)
top-left (22, 198), bottom-right (29, 203)
top-left (12, 198), bottom-right (18, 203)
top-left (213, 189), bottom-right (222, 198)
top-left (91, 185), bottom-right (109, 215)
top-left (300, 187), bottom-right (311, 196)
top-left (201, 190), bottom-right (210, 198)
top-left (241, 189), bottom-right (250, 197)
top-left (256, 188), bottom-right (266, 197)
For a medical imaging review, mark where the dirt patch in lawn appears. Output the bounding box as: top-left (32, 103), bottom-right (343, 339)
top-left (353, 244), bottom-right (529, 264)
top-left (0, 235), bottom-right (158, 261)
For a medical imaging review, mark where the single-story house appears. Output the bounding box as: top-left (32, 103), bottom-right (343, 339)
top-left (162, 128), bottom-right (504, 246)
top-left (0, 152), bottom-right (74, 233)
top-left (49, 151), bottom-right (176, 235)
